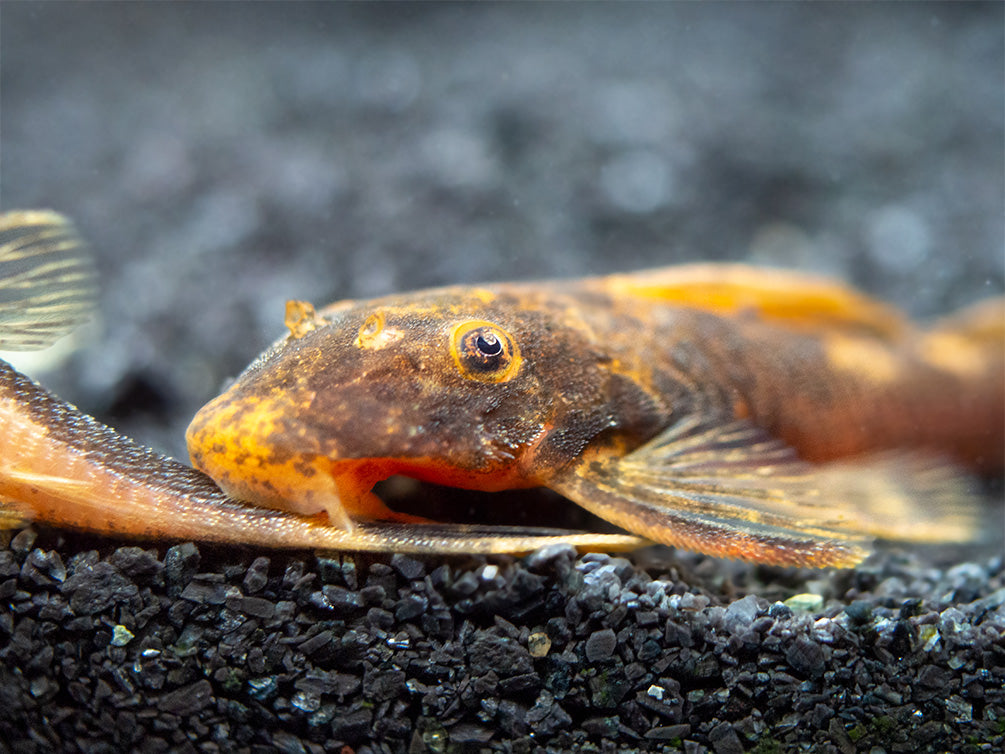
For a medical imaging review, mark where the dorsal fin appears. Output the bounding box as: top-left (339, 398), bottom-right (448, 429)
top-left (0, 210), bottom-right (96, 351)
top-left (597, 264), bottom-right (909, 339)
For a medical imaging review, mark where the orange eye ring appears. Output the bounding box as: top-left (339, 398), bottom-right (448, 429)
top-left (450, 320), bottom-right (522, 383)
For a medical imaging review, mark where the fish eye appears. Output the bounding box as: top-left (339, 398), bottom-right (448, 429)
top-left (451, 320), bottom-right (521, 383)
top-left (475, 331), bottom-right (502, 356)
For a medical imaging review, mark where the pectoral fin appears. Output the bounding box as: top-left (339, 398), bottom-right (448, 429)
top-left (549, 415), bottom-right (981, 568)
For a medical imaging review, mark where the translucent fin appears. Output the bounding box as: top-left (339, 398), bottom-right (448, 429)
top-left (0, 210), bottom-right (97, 350)
top-left (0, 503), bottom-right (29, 530)
top-left (549, 415), bottom-right (982, 568)
top-left (810, 454), bottom-right (981, 544)
top-left (598, 264), bottom-right (908, 340)
top-left (338, 521), bottom-right (646, 555)
top-left (0, 466), bottom-right (93, 495)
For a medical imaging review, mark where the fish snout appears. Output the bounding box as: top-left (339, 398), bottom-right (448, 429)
top-left (186, 390), bottom-right (338, 517)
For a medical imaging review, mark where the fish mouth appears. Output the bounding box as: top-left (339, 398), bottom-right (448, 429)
top-left (186, 390), bottom-right (458, 523)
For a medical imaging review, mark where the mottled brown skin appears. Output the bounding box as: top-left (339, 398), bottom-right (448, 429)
top-left (186, 286), bottom-right (632, 517)
top-left (186, 267), bottom-right (1004, 565)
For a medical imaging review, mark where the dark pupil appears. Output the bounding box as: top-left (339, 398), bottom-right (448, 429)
top-left (475, 331), bottom-right (502, 356)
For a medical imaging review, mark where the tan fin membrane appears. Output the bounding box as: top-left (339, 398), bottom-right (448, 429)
top-left (550, 414), bottom-right (982, 567)
top-left (0, 210), bottom-right (97, 351)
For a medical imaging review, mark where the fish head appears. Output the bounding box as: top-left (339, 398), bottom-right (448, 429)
top-left (185, 286), bottom-right (615, 520)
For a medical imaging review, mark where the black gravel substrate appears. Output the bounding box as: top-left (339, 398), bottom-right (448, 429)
top-left (2, 529), bottom-right (1004, 753)
top-left (2, 4), bottom-right (1003, 753)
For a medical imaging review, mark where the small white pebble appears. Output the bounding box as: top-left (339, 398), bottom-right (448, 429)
top-left (784, 593), bottom-right (824, 613)
top-left (812, 617), bottom-right (837, 644)
top-left (387, 635), bottom-right (410, 650)
top-left (110, 625), bottom-right (134, 647)
top-left (920, 625), bottom-right (940, 651)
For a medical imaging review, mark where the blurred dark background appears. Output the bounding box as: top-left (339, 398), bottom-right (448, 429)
top-left (2, 2), bottom-right (1002, 460)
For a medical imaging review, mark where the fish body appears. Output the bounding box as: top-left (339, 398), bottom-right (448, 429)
top-left (187, 265), bottom-right (1004, 566)
top-left (0, 211), bottom-right (1001, 566)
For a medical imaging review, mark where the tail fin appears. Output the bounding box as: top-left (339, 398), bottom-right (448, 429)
top-left (933, 297), bottom-right (1005, 345)
top-left (917, 296), bottom-right (1004, 473)
top-left (0, 210), bottom-right (97, 351)
top-left (917, 296), bottom-right (1004, 382)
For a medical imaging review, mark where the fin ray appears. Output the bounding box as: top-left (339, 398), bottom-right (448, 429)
top-left (550, 415), bottom-right (981, 567)
top-left (0, 210), bottom-right (97, 351)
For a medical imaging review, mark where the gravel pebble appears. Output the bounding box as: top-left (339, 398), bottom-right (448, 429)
top-left (585, 627), bottom-right (619, 662)
top-left (2, 533), bottom-right (1003, 750)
